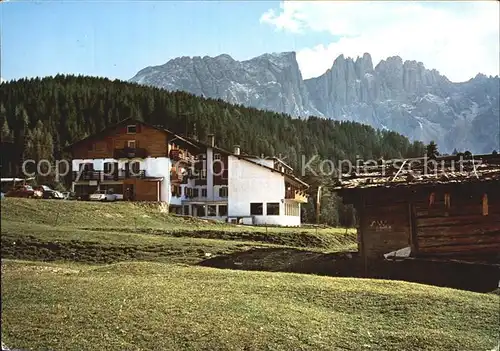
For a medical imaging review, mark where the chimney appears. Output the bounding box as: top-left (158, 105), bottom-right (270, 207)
top-left (234, 145), bottom-right (240, 156)
top-left (207, 134), bottom-right (215, 148)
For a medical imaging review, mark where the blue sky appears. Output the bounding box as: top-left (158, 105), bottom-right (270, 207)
top-left (1, 1), bottom-right (498, 82)
top-left (1, 1), bottom-right (333, 81)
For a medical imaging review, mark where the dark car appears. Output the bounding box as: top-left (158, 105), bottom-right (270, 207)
top-left (77, 193), bottom-right (91, 201)
top-left (33, 185), bottom-right (64, 199)
top-left (5, 185), bottom-right (37, 198)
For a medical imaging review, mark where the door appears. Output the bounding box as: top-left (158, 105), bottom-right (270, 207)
top-left (124, 184), bottom-right (135, 201)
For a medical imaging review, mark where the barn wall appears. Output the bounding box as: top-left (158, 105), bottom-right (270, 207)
top-left (359, 203), bottom-right (411, 259)
top-left (414, 184), bottom-right (500, 257)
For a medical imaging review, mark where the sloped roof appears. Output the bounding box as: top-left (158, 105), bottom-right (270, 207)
top-left (180, 136), bottom-right (309, 188)
top-left (334, 153), bottom-right (500, 191)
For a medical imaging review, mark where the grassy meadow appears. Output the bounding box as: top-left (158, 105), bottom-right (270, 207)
top-left (1, 198), bottom-right (499, 351)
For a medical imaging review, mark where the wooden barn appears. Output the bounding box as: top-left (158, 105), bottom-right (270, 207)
top-left (334, 153), bottom-right (500, 267)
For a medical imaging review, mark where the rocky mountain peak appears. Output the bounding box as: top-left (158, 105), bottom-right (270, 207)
top-left (130, 51), bottom-right (499, 154)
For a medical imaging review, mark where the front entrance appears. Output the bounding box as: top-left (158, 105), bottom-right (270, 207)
top-left (124, 184), bottom-right (135, 201)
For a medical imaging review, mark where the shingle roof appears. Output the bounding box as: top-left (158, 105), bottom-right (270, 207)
top-left (333, 153), bottom-right (500, 190)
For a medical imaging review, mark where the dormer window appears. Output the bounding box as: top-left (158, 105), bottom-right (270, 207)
top-left (214, 153), bottom-right (221, 160)
top-left (127, 125), bottom-right (137, 134)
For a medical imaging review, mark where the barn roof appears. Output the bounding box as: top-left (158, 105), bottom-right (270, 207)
top-left (333, 153), bottom-right (500, 191)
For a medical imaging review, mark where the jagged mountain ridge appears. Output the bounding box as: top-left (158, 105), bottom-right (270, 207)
top-left (130, 52), bottom-right (500, 153)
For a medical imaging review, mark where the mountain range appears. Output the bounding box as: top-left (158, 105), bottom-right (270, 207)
top-left (129, 52), bottom-right (500, 154)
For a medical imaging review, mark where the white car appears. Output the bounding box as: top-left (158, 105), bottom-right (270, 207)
top-left (89, 190), bottom-right (117, 202)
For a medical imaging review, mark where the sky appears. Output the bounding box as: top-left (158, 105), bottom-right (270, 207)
top-left (1, 1), bottom-right (499, 83)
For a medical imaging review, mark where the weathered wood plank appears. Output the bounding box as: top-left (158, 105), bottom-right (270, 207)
top-left (418, 224), bottom-right (500, 236)
top-left (418, 243), bottom-right (500, 254)
top-left (416, 204), bottom-right (500, 218)
top-left (418, 234), bottom-right (500, 248)
top-left (417, 214), bottom-right (500, 227)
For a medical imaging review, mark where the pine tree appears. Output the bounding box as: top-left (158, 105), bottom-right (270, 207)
top-left (426, 141), bottom-right (439, 159)
top-left (1, 119), bottom-right (12, 142)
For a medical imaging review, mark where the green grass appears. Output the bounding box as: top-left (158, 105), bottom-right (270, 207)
top-left (2, 259), bottom-right (499, 351)
top-left (1, 198), bottom-right (357, 265)
top-left (3, 198), bottom-right (497, 351)
top-left (1, 198), bottom-right (355, 236)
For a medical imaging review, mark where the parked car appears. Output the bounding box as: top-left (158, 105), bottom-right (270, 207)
top-left (33, 185), bottom-right (64, 199)
top-left (89, 190), bottom-right (117, 202)
top-left (77, 193), bottom-right (91, 201)
top-left (5, 185), bottom-right (38, 198)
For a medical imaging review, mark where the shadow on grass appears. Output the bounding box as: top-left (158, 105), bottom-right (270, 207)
top-left (3, 234), bottom-right (499, 293)
top-left (198, 247), bottom-right (500, 293)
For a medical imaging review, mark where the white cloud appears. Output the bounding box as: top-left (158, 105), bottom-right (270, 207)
top-left (260, 1), bottom-right (500, 82)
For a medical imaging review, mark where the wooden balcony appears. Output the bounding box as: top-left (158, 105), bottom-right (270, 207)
top-left (114, 147), bottom-right (148, 159)
top-left (170, 169), bottom-right (183, 183)
top-left (285, 189), bottom-right (308, 203)
top-left (73, 170), bottom-right (147, 181)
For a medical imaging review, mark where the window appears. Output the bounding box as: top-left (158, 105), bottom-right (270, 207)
top-left (219, 187), bottom-right (228, 198)
top-left (207, 205), bottom-right (217, 216)
top-left (201, 188), bottom-right (207, 197)
top-left (250, 203), bottom-right (263, 215)
top-left (193, 188), bottom-right (199, 198)
top-left (201, 169), bottom-right (207, 179)
top-left (95, 141), bottom-right (107, 152)
top-left (194, 204), bottom-right (205, 217)
top-left (127, 140), bottom-right (136, 148)
top-left (130, 161), bottom-right (140, 175)
top-left (183, 205), bottom-right (189, 215)
top-left (127, 125), bottom-right (137, 134)
top-left (171, 185), bottom-right (181, 197)
top-left (218, 205), bottom-right (228, 217)
top-left (81, 163), bottom-right (94, 171)
top-left (214, 153), bottom-right (221, 160)
top-left (267, 203), bottom-right (280, 216)
top-left (285, 203), bottom-right (299, 216)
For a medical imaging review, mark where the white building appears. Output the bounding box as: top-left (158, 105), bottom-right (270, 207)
top-left (66, 118), bottom-right (309, 226)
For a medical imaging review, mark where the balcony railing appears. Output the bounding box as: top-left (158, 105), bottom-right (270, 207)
top-left (114, 147), bottom-right (148, 159)
top-left (73, 170), bottom-right (147, 181)
top-left (285, 189), bottom-right (308, 203)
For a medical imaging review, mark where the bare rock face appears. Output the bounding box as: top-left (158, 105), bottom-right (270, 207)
top-left (130, 52), bottom-right (322, 118)
top-left (130, 52), bottom-right (499, 154)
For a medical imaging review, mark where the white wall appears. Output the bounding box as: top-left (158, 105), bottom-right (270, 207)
top-left (145, 158), bottom-right (171, 203)
top-left (228, 156), bottom-right (300, 226)
top-left (206, 148), bottom-right (214, 199)
top-left (253, 215), bottom-right (300, 226)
